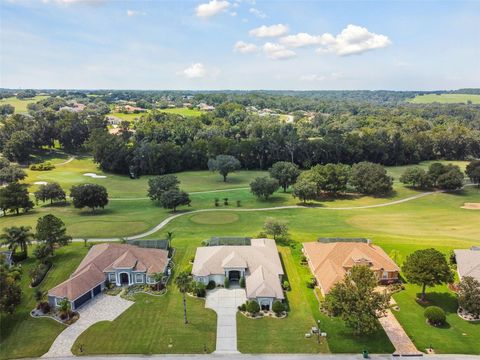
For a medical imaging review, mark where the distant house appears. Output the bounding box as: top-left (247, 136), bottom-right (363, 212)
top-left (197, 103), bottom-right (215, 111)
top-left (106, 115), bottom-right (123, 125)
top-left (114, 105), bottom-right (147, 113)
top-left (0, 250), bottom-right (13, 267)
top-left (303, 241), bottom-right (400, 295)
top-left (59, 103), bottom-right (86, 113)
top-left (48, 244), bottom-right (169, 310)
top-left (454, 247), bottom-right (480, 282)
top-left (192, 238), bottom-right (284, 310)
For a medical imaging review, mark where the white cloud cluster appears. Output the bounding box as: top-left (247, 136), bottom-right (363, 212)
top-left (41, 0), bottom-right (103, 4)
top-left (300, 72), bottom-right (344, 81)
top-left (249, 7), bottom-right (266, 18)
top-left (234, 41), bottom-right (258, 54)
top-left (182, 63), bottom-right (207, 78)
top-left (280, 32), bottom-right (328, 48)
top-left (316, 24), bottom-right (391, 56)
top-left (249, 24), bottom-right (289, 38)
top-left (126, 9), bottom-right (145, 17)
top-left (196, 0), bottom-right (229, 18)
top-left (263, 42), bottom-right (296, 60)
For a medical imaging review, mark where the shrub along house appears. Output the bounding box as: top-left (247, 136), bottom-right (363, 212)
top-left (192, 238), bottom-right (284, 310)
top-left (303, 239), bottom-right (400, 295)
top-left (48, 243), bottom-right (169, 310)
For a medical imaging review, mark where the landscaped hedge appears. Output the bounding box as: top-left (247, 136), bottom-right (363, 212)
top-left (30, 162), bottom-right (55, 171)
top-left (30, 261), bottom-right (52, 287)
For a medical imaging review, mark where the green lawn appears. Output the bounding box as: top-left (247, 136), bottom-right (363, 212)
top-left (1, 156), bottom-right (479, 357)
top-left (71, 247), bottom-right (217, 355)
top-left (408, 94), bottom-right (480, 104)
top-left (108, 111), bottom-right (146, 122)
top-left (0, 96), bottom-right (49, 113)
top-left (159, 107), bottom-right (202, 117)
top-left (392, 284), bottom-right (480, 354)
top-left (0, 244), bottom-right (89, 360)
top-left (237, 246), bottom-right (394, 353)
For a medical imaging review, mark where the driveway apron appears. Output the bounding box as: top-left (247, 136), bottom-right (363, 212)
top-left (205, 288), bottom-right (247, 354)
top-left (42, 293), bottom-right (133, 358)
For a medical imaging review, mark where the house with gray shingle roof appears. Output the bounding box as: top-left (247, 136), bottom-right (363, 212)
top-left (48, 243), bottom-right (169, 310)
top-left (192, 238), bottom-right (284, 310)
top-left (454, 247), bottom-right (480, 282)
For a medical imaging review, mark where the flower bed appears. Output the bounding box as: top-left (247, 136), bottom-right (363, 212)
top-left (239, 310), bottom-right (287, 319)
top-left (121, 284), bottom-right (166, 301)
top-left (30, 306), bottom-right (79, 325)
top-left (458, 307), bottom-right (480, 322)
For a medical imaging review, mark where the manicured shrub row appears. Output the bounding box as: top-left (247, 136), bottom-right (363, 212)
top-left (30, 261), bottom-right (52, 287)
top-left (30, 162), bottom-right (55, 171)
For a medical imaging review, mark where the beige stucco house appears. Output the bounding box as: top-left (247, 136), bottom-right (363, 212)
top-left (192, 238), bottom-right (284, 310)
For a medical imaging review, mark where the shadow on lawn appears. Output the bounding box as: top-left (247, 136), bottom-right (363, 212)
top-left (415, 291), bottom-right (458, 314)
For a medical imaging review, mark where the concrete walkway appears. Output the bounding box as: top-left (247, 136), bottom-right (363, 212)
top-left (42, 294), bottom-right (133, 358)
top-left (378, 309), bottom-right (422, 356)
top-left (205, 288), bottom-right (247, 354)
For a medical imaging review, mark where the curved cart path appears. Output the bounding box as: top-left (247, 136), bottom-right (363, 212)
top-left (70, 187), bottom-right (469, 243)
top-left (55, 156), bottom-right (76, 166)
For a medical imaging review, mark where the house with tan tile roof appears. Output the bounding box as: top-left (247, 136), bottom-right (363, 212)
top-left (303, 241), bottom-right (400, 295)
top-left (48, 243), bottom-right (169, 310)
top-left (192, 238), bottom-right (284, 310)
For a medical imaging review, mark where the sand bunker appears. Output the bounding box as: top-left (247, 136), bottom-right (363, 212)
top-left (83, 173), bottom-right (107, 179)
top-left (461, 203), bottom-right (480, 210)
top-left (34, 181), bottom-right (48, 185)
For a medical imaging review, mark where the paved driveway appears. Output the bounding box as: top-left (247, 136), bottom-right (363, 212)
top-left (205, 288), bottom-right (247, 354)
top-left (378, 309), bottom-right (422, 356)
top-left (42, 293), bottom-right (133, 358)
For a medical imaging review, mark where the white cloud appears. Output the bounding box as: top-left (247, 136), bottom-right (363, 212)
top-left (316, 24), bottom-right (391, 56)
top-left (126, 10), bottom-right (145, 17)
top-left (230, 11), bottom-right (237, 16)
top-left (280, 32), bottom-right (330, 48)
top-left (41, 0), bottom-right (103, 4)
top-left (263, 42), bottom-right (296, 60)
top-left (249, 24), bottom-right (289, 38)
top-left (300, 74), bottom-right (326, 81)
top-left (196, 0), bottom-right (230, 18)
top-left (249, 7), bottom-right (266, 18)
top-left (300, 72), bottom-right (344, 81)
top-left (181, 63), bottom-right (207, 78)
top-left (234, 41), bottom-right (258, 54)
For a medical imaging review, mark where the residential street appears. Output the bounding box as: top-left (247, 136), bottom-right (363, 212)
top-left (37, 354), bottom-right (480, 360)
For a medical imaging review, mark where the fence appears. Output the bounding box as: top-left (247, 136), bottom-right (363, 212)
top-left (205, 237), bottom-right (251, 246)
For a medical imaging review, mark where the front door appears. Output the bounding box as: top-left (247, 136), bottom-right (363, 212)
top-left (229, 270), bottom-right (241, 281)
top-left (261, 300), bottom-right (270, 311)
top-left (120, 273), bottom-right (129, 285)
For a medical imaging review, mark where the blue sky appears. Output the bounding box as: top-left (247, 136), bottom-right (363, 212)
top-left (1, 0), bottom-right (479, 90)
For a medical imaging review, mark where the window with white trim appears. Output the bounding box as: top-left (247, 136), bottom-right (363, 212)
top-left (135, 273), bottom-right (143, 283)
top-left (108, 273), bottom-right (115, 282)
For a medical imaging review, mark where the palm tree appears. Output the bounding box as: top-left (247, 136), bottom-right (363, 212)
top-left (0, 226), bottom-right (34, 258)
top-left (58, 298), bottom-right (72, 320)
top-left (175, 271), bottom-right (191, 325)
top-left (166, 231), bottom-right (174, 250)
top-left (152, 272), bottom-right (164, 291)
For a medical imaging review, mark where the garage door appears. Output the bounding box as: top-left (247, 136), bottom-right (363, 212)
top-left (93, 284), bottom-right (102, 296)
top-left (73, 291), bottom-right (92, 309)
